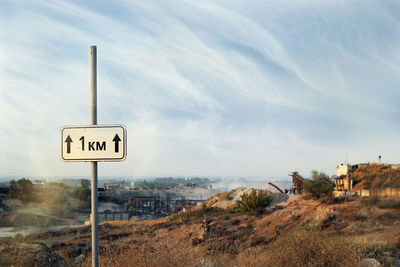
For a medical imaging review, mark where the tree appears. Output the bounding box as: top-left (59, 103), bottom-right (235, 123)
top-left (8, 178), bottom-right (37, 203)
top-left (33, 179), bottom-right (45, 187)
top-left (76, 179), bottom-right (91, 209)
top-left (8, 180), bottom-right (18, 199)
top-left (303, 170), bottom-right (334, 198)
top-left (310, 170), bottom-right (329, 182)
top-left (79, 179), bottom-right (90, 189)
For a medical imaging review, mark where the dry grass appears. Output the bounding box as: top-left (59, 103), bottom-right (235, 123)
top-left (235, 231), bottom-right (362, 267)
top-left (5, 194), bottom-right (400, 267)
top-left (74, 230), bottom-right (363, 267)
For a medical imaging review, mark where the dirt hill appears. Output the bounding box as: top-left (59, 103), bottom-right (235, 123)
top-left (1, 192), bottom-right (400, 266)
top-left (351, 164), bottom-right (400, 190)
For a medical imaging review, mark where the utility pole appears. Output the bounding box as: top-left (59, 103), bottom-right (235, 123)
top-left (90, 45), bottom-right (98, 267)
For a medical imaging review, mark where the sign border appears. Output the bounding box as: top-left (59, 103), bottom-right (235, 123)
top-left (61, 124), bottom-right (127, 162)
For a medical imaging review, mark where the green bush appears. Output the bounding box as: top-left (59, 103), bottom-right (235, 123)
top-left (236, 189), bottom-right (269, 212)
top-left (303, 170), bottom-right (334, 198)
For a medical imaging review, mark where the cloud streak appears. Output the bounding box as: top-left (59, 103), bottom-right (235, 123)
top-left (1, 0), bottom-right (400, 179)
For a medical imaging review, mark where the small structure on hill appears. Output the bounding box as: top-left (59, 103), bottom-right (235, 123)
top-left (334, 162), bottom-right (400, 192)
top-left (334, 164), bottom-right (357, 191)
top-left (290, 172), bottom-right (308, 194)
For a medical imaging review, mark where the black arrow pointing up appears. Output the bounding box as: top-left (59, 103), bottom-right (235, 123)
top-left (65, 135), bottom-right (73, 154)
top-left (113, 134), bottom-right (121, 153)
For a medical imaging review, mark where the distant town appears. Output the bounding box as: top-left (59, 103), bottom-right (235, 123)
top-left (0, 177), bottom-right (222, 231)
top-left (1, 160), bottom-right (399, 232)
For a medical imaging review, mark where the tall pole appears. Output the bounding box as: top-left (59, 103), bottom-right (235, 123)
top-left (90, 45), bottom-right (98, 267)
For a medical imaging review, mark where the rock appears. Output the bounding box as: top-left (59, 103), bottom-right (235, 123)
top-left (0, 242), bottom-right (66, 267)
top-left (393, 259), bottom-right (400, 267)
top-left (75, 254), bottom-right (87, 265)
top-left (194, 259), bottom-right (215, 267)
top-left (361, 258), bottom-right (382, 267)
top-left (192, 237), bottom-right (203, 245)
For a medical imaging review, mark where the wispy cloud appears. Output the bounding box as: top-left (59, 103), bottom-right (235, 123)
top-left (1, 0), bottom-right (400, 178)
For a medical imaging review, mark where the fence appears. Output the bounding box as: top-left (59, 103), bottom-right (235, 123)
top-left (98, 212), bottom-right (130, 223)
top-left (355, 188), bottom-right (400, 198)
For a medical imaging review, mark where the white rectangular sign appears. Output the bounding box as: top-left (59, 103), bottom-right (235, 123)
top-left (61, 125), bottom-right (127, 162)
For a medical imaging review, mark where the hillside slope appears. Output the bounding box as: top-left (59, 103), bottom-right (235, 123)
top-left (1, 194), bottom-right (400, 266)
top-left (351, 164), bottom-right (400, 190)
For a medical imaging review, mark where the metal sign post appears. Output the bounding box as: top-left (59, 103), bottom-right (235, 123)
top-left (61, 46), bottom-right (126, 267)
top-left (90, 45), bottom-right (98, 267)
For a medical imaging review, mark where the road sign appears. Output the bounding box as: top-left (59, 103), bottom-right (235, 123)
top-left (61, 124), bottom-right (127, 162)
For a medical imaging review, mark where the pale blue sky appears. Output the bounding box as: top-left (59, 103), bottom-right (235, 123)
top-left (1, 0), bottom-right (400, 179)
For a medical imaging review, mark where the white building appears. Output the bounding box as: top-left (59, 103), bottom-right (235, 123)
top-left (336, 164), bottom-right (354, 177)
top-left (335, 164), bottom-right (356, 191)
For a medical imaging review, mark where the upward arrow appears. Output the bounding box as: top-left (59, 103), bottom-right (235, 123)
top-left (65, 135), bottom-right (73, 154)
top-left (112, 134), bottom-right (121, 153)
